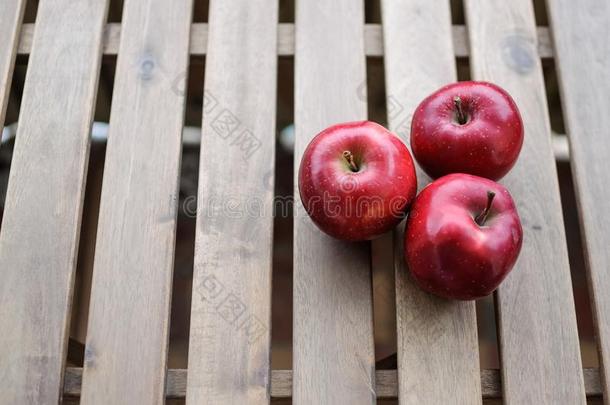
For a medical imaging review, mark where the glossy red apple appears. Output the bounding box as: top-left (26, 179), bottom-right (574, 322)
top-left (410, 81), bottom-right (524, 180)
top-left (405, 173), bottom-right (522, 300)
top-left (299, 121), bottom-right (417, 241)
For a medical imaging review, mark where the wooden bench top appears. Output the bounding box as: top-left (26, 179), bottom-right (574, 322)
top-left (0, 0), bottom-right (608, 403)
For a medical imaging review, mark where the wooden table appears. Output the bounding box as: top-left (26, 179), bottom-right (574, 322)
top-left (0, 0), bottom-right (608, 403)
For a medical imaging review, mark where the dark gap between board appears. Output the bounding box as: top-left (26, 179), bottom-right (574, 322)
top-left (67, 56), bottom-right (118, 366)
top-left (366, 54), bottom-right (399, 368)
top-left (107, 0), bottom-right (123, 23)
top-left (271, 54), bottom-right (295, 370)
top-left (193, 0), bottom-right (209, 23)
top-left (279, 0), bottom-right (295, 23)
top-left (23, 0), bottom-right (39, 24)
top-left (167, 57), bottom-right (205, 369)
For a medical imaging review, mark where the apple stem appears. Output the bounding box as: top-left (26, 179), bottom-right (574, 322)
top-left (475, 191), bottom-right (496, 226)
top-left (342, 150), bottom-right (359, 172)
top-left (453, 96), bottom-right (467, 125)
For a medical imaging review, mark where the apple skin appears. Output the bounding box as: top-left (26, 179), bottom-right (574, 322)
top-left (410, 81), bottom-right (524, 180)
top-left (404, 173), bottom-right (522, 300)
top-left (299, 121), bottom-right (417, 241)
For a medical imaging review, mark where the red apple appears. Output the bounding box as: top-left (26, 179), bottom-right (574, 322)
top-left (404, 173), bottom-right (522, 300)
top-left (299, 121), bottom-right (417, 241)
top-left (410, 81), bottom-right (524, 180)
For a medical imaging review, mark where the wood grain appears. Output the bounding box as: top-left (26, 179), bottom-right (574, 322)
top-left (381, 1), bottom-right (482, 403)
top-left (16, 23), bottom-right (556, 59)
top-left (545, 0), bottom-right (610, 400)
top-left (293, 1), bottom-right (375, 404)
top-left (0, 0), bottom-right (25, 134)
top-left (464, 0), bottom-right (586, 403)
top-left (0, 0), bottom-right (108, 403)
top-left (62, 367), bottom-right (605, 399)
top-left (185, 0), bottom-right (278, 403)
top-left (79, 0), bottom-right (192, 403)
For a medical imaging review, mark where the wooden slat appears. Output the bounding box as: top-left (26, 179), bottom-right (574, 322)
top-left (546, 0), bottom-right (610, 399)
top-left (185, 0), bottom-right (278, 403)
top-left (0, 0), bottom-right (25, 132)
top-left (0, 1), bottom-right (108, 403)
top-left (79, 0), bottom-right (192, 403)
top-left (16, 23), bottom-right (556, 59)
top-left (293, 2), bottom-right (374, 404)
top-left (464, 0), bottom-right (586, 403)
top-left (381, 1), bottom-right (481, 403)
top-left (62, 367), bottom-right (606, 399)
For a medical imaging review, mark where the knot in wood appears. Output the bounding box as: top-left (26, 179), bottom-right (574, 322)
top-left (501, 34), bottom-right (536, 75)
top-left (138, 55), bottom-right (156, 80)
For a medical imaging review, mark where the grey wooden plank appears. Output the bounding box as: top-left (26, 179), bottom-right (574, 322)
top-left (293, 2), bottom-right (374, 404)
top-left (0, 0), bottom-right (26, 134)
top-left (16, 23), bottom-right (556, 59)
top-left (381, 1), bottom-right (482, 403)
top-left (0, 0), bottom-right (109, 403)
top-left (545, 0), bottom-right (610, 400)
top-left (185, 0), bottom-right (278, 403)
top-left (79, 0), bottom-right (192, 403)
top-left (464, 0), bottom-right (586, 403)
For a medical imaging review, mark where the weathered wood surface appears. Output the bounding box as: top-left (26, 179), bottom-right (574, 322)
top-left (0, 0), bottom-right (26, 134)
top-left (185, 0), bottom-right (278, 403)
top-left (80, 0), bottom-right (192, 403)
top-left (0, 0), bottom-right (109, 403)
top-left (465, 0), bottom-right (586, 403)
top-left (15, 24), bottom-right (556, 59)
top-left (293, 1), bottom-right (375, 404)
top-left (1, 0), bottom-right (604, 403)
top-left (381, 1), bottom-right (481, 404)
top-left (546, 0), bottom-right (610, 400)
top-left (62, 367), bottom-right (605, 399)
